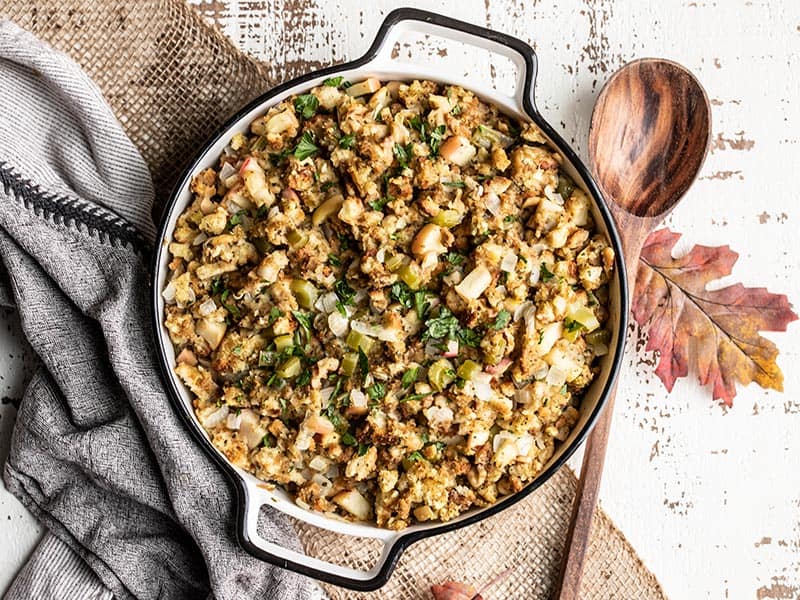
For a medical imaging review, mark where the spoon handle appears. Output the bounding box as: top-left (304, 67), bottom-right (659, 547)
top-left (555, 383), bottom-right (618, 599)
top-left (556, 207), bottom-right (650, 599)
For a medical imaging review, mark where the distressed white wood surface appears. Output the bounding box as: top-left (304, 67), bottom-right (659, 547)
top-left (2, 1), bottom-right (799, 598)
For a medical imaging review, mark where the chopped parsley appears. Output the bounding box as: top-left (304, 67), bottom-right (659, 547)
top-left (261, 434), bottom-right (276, 447)
top-left (320, 181), bottom-right (335, 192)
top-left (220, 289), bottom-right (240, 317)
top-left (389, 281), bottom-right (413, 309)
top-left (491, 309), bottom-right (512, 330)
top-left (442, 180), bottom-right (465, 188)
top-left (367, 196), bottom-right (392, 212)
top-left (401, 367), bottom-right (419, 388)
top-left (393, 143), bottom-right (413, 169)
top-left (293, 94), bottom-right (319, 119)
top-left (366, 382), bottom-right (385, 401)
top-left (564, 318), bottom-right (584, 334)
top-left (210, 277), bottom-right (225, 296)
top-left (328, 253), bottom-right (342, 267)
top-left (357, 347), bottom-right (369, 378)
top-left (405, 451), bottom-right (424, 463)
top-left (269, 147), bottom-right (292, 166)
top-left (227, 211), bottom-right (244, 229)
top-left (457, 327), bottom-right (482, 348)
top-left (258, 350), bottom-right (276, 367)
top-left (323, 75), bottom-right (350, 88)
top-left (427, 124), bottom-right (446, 155)
top-left (267, 306), bottom-right (283, 325)
top-left (339, 133), bottom-right (356, 149)
top-left (399, 392), bottom-right (431, 403)
top-left (291, 311), bottom-right (313, 341)
top-left (334, 279), bottom-right (356, 310)
top-left (540, 262), bottom-right (555, 282)
top-left (413, 290), bottom-right (432, 320)
top-left (293, 131), bottom-right (319, 161)
top-left (340, 431), bottom-right (358, 446)
top-left (445, 252), bottom-right (465, 266)
top-left (357, 443), bottom-right (370, 456)
top-left (407, 117), bottom-right (446, 156)
top-left (295, 369), bottom-right (312, 387)
top-left (504, 215), bottom-right (517, 223)
top-left (451, 104), bottom-right (462, 116)
top-left (422, 306), bottom-right (464, 342)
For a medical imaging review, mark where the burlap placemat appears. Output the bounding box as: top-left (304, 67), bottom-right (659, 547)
top-left (0, 1), bottom-right (667, 598)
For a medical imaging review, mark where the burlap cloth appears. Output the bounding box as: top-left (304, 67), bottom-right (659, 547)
top-left (1, 1), bottom-right (667, 598)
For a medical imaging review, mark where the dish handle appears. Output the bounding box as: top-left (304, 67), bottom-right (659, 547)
top-left (364, 7), bottom-right (538, 114)
top-left (237, 482), bottom-right (402, 591)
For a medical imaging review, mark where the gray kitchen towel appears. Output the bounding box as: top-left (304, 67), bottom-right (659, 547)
top-left (0, 20), bottom-right (315, 600)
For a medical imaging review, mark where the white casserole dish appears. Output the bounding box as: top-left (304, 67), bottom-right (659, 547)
top-left (151, 7), bottom-right (628, 591)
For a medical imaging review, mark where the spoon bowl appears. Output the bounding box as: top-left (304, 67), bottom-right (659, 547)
top-left (589, 58), bottom-right (712, 220)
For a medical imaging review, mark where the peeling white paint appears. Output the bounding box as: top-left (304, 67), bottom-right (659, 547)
top-left (1, 1), bottom-right (799, 598)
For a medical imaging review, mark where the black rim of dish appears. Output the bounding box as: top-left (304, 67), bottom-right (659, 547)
top-left (150, 6), bottom-right (629, 592)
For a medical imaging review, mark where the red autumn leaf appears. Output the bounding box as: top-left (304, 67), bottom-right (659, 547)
top-left (632, 228), bottom-right (797, 406)
top-left (431, 581), bottom-right (483, 600)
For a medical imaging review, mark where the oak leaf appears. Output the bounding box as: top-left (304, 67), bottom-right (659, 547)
top-left (431, 581), bottom-right (483, 600)
top-left (633, 228), bottom-right (797, 406)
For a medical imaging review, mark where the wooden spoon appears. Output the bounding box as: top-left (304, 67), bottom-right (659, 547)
top-left (556, 58), bottom-right (711, 599)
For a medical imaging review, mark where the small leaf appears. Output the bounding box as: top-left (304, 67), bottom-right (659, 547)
top-left (293, 94), bottom-right (319, 119)
top-left (431, 582), bottom-right (482, 600)
top-left (633, 228), bottom-right (798, 406)
top-left (293, 131), bottom-right (319, 160)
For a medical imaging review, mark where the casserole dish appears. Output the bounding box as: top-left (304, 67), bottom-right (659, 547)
top-left (151, 7), bottom-right (628, 591)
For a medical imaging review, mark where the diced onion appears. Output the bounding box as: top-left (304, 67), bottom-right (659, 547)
top-left (192, 232), bottom-right (208, 246)
top-left (320, 386), bottom-right (335, 403)
top-left (528, 264), bottom-right (541, 285)
top-left (351, 320), bottom-right (379, 337)
top-left (455, 265), bottom-right (492, 301)
top-left (544, 185), bottom-right (565, 205)
top-left (219, 162), bottom-right (237, 181)
top-left (312, 473), bottom-right (334, 497)
top-left (424, 405), bottom-right (454, 426)
top-left (226, 412), bottom-right (242, 430)
top-left (492, 430), bottom-right (516, 453)
top-left (516, 433), bottom-right (534, 456)
top-left (515, 387), bottom-right (531, 405)
top-left (316, 291), bottom-right (339, 314)
top-left (202, 405), bottom-right (229, 428)
top-left (198, 298), bottom-right (217, 316)
top-left (442, 270), bottom-right (462, 286)
top-left (514, 301), bottom-right (533, 322)
top-left (538, 322), bottom-right (563, 355)
top-left (485, 357), bottom-right (512, 376)
top-left (546, 365), bottom-right (567, 387)
top-left (162, 280), bottom-right (177, 303)
top-left (533, 364), bottom-right (549, 380)
top-left (473, 372), bottom-right (493, 401)
top-left (350, 389), bottom-right (368, 411)
top-left (376, 326), bottom-right (400, 342)
top-left (238, 409), bottom-right (265, 449)
top-left (500, 252), bottom-right (518, 273)
top-left (328, 311), bottom-right (349, 337)
top-left (309, 455), bottom-right (329, 471)
top-left (486, 192), bottom-right (501, 217)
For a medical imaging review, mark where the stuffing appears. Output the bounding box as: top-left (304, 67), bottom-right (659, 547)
top-left (162, 79), bottom-right (615, 530)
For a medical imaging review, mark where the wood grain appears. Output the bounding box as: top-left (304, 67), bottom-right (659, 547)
top-left (557, 58), bottom-right (711, 600)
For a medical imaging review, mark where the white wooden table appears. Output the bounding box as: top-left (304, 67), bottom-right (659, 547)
top-left (2, 1), bottom-right (799, 598)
